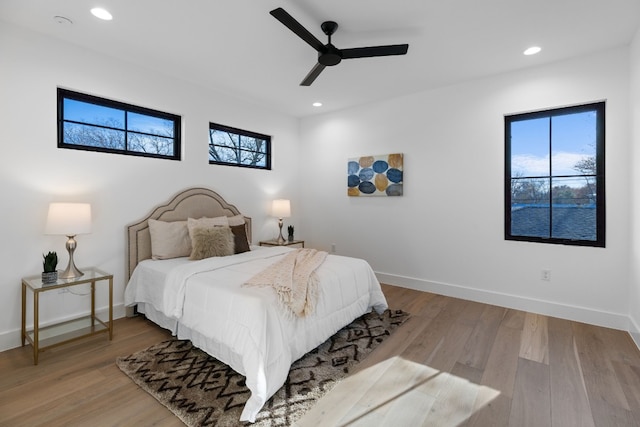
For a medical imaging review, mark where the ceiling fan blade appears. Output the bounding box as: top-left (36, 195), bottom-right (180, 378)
top-left (270, 7), bottom-right (325, 52)
top-left (341, 44), bottom-right (409, 59)
top-left (300, 63), bottom-right (327, 86)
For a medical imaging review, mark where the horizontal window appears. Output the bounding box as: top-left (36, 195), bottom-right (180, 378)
top-left (57, 88), bottom-right (181, 160)
top-left (209, 122), bottom-right (271, 170)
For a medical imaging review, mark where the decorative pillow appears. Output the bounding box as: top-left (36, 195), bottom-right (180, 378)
top-left (189, 226), bottom-right (235, 260)
top-left (148, 219), bottom-right (191, 260)
top-left (227, 214), bottom-right (246, 226)
top-left (230, 224), bottom-right (251, 254)
top-left (187, 216), bottom-right (229, 242)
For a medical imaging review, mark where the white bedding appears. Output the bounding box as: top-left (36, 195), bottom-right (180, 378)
top-left (125, 245), bottom-right (387, 422)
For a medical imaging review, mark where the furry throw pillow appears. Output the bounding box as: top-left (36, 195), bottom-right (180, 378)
top-left (189, 226), bottom-right (235, 260)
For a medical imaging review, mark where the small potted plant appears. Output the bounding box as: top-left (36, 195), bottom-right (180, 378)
top-left (42, 251), bottom-right (58, 284)
top-left (287, 225), bottom-right (294, 242)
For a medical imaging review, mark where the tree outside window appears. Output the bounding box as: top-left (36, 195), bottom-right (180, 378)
top-left (209, 122), bottom-right (271, 170)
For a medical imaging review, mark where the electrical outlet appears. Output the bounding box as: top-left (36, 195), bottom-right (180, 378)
top-left (541, 270), bottom-right (551, 281)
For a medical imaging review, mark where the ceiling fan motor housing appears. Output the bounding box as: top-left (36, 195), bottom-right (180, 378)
top-left (319, 44), bottom-right (342, 66)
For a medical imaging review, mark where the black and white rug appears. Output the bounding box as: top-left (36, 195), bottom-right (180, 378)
top-left (116, 309), bottom-right (409, 426)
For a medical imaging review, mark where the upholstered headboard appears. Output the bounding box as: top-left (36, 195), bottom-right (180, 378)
top-left (125, 187), bottom-right (252, 282)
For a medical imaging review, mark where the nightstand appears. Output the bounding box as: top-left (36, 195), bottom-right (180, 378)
top-left (259, 239), bottom-right (305, 248)
top-left (21, 267), bottom-right (113, 364)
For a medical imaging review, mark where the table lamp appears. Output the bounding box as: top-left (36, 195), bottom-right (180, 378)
top-left (271, 199), bottom-right (291, 245)
top-left (45, 202), bottom-right (92, 279)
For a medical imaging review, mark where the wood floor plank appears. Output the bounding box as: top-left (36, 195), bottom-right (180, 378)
top-left (612, 362), bottom-right (640, 425)
top-left (339, 356), bottom-right (440, 426)
top-left (467, 394), bottom-right (512, 427)
top-left (501, 308), bottom-right (526, 331)
top-left (457, 304), bottom-right (506, 371)
top-left (573, 322), bottom-right (632, 417)
top-left (519, 312), bottom-right (549, 364)
top-left (425, 320), bottom-right (475, 373)
top-left (2, 287), bottom-right (640, 427)
top-left (352, 314), bottom-right (431, 374)
top-left (466, 324), bottom-right (521, 427)
top-left (508, 358), bottom-right (551, 427)
top-left (400, 297), bottom-right (467, 364)
top-left (413, 292), bottom-right (451, 319)
top-left (547, 316), bottom-right (596, 427)
top-left (297, 355), bottom-right (399, 426)
top-left (477, 325), bottom-right (521, 398)
top-left (422, 371), bottom-right (483, 426)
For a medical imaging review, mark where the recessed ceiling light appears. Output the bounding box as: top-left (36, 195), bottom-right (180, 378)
top-left (91, 7), bottom-right (113, 20)
top-left (312, 102), bottom-right (322, 107)
top-left (523, 46), bottom-right (541, 56)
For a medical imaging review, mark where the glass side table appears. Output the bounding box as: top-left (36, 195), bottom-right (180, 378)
top-left (21, 267), bottom-right (113, 365)
top-left (259, 239), bottom-right (305, 248)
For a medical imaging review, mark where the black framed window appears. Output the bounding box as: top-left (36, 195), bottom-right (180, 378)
top-left (505, 102), bottom-right (605, 247)
top-left (209, 122), bottom-right (271, 169)
top-left (57, 88), bottom-right (181, 160)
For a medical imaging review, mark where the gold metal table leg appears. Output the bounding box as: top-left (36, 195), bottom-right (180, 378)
top-left (33, 291), bottom-right (39, 365)
top-left (21, 283), bottom-right (26, 347)
top-left (91, 281), bottom-right (96, 327)
top-left (109, 277), bottom-right (113, 340)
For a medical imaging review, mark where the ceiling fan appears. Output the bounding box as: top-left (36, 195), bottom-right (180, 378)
top-left (270, 7), bottom-right (409, 86)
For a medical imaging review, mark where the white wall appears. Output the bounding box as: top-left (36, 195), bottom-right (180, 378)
top-left (629, 28), bottom-right (640, 347)
top-left (300, 47), bottom-right (632, 330)
top-left (0, 22), bottom-right (300, 351)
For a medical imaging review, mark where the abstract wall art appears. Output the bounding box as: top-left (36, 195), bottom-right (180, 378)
top-left (347, 153), bottom-right (403, 197)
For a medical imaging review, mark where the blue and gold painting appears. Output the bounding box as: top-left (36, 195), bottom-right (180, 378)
top-left (347, 153), bottom-right (403, 197)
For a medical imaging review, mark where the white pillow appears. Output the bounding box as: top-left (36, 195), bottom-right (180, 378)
top-left (228, 214), bottom-right (246, 226)
top-left (148, 219), bottom-right (191, 260)
top-left (187, 216), bottom-right (230, 241)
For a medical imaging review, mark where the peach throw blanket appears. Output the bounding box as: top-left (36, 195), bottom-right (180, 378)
top-left (244, 248), bottom-right (328, 317)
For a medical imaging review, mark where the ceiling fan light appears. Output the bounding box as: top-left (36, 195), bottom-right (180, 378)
top-left (523, 46), bottom-right (541, 56)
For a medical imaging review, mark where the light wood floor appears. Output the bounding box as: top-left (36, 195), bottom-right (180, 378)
top-left (1, 284), bottom-right (639, 426)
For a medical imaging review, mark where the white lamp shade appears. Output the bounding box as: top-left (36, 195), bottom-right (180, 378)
top-left (45, 203), bottom-right (92, 235)
top-left (271, 199), bottom-right (291, 218)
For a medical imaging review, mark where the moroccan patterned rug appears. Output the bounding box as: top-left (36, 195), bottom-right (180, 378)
top-left (116, 309), bottom-right (408, 426)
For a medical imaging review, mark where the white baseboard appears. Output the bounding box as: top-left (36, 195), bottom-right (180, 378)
top-left (630, 316), bottom-right (640, 350)
top-left (0, 303), bottom-right (127, 353)
top-left (376, 272), bottom-right (631, 333)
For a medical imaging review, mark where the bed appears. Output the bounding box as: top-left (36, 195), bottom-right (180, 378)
top-left (124, 187), bottom-right (388, 422)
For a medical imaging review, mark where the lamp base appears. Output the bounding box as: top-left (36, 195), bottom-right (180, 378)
top-left (59, 262), bottom-right (84, 279)
top-left (277, 218), bottom-right (286, 245)
top-left (59, 235), bottom-right (84, 279)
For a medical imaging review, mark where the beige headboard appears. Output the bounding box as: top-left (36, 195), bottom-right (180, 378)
top-left (125, 187), bottom-right (252, 282)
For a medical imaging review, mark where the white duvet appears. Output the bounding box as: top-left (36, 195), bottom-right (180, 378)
top-left (125, 246), bottom-right (387, 422)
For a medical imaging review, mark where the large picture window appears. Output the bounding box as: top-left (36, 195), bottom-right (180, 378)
top-left (57, 88), bottom-right (181, 160)
top-left (209, 122), bottom-right (271, 169)
top-left (505, 102), bottom-right (605, 247)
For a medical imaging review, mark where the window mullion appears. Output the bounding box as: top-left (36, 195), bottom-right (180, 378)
top-left (124, 111), bottom-right (129, 151)
top-left (548, 116), bottom-right (553, 239)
